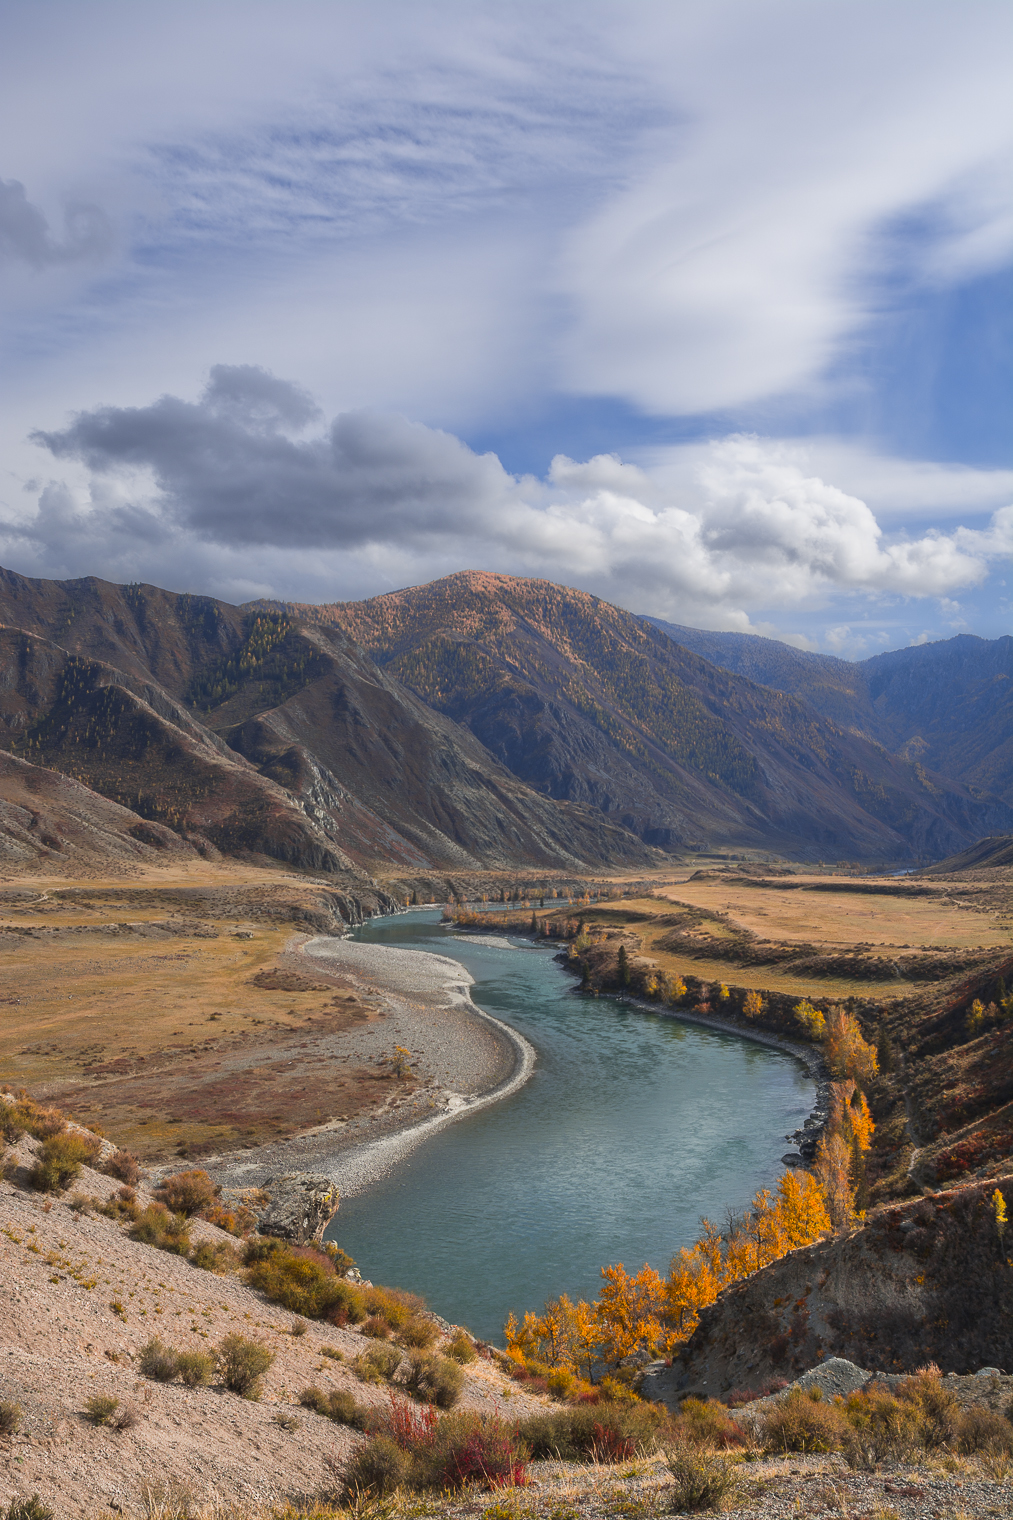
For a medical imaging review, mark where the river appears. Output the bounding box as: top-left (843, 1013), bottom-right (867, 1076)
top-left (325, 910), bottom-right (813, 1343)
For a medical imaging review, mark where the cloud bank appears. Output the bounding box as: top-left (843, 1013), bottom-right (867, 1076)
top-left (11, 367), bottom-right (1010, 641)
top-left (0, 177), bottom-right (112, 268)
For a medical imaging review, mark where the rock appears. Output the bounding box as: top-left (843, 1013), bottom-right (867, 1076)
top-left (256, 1173), bottom-right (339, 1244)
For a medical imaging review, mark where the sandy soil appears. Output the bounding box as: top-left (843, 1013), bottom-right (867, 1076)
top-left (203, 934), bottom-right (534, 1200)
top-left (0, 1145), bottom-right (547, 1518)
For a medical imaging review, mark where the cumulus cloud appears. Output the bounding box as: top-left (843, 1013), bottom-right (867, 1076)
top-left (11, 367), bottom-right (1010, 634)
top-left (0, 177), bottom-right (112, 267)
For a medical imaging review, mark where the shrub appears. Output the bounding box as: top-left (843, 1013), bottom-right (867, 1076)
top-left (290, 1317), bottom-right (309, 1336)
top-left (176, 1350), bottom-right (214, 1388)
top-left (399, 1316), bottom-right (438, 1350)
top-left (97, 1185), bottom-right (139, 1222)
top-left (434, 1411), bottom-right (529, 1490)
top-left (896, 1369), bottom-right (959, 1448)
top-left (517, 1402), bottom-right (665, 1461)
top-left (674, 1398), bottom-right (747, 1449)
top-left (362, 1314), bottom-right (392, 1339)
top-left (841, 1386), bottom-right (921, 1464)
top-left (342, 1434), bottom-right (414, 1498)
top-left (761, 1390), bottom-right (847, 1454)
top-left (0, 1399), bottom-right (22, 1436)
top-left (354, 1343), bottom-right (403, 1385)
top-left (299, 1385), bottom-right (370, 1428)
top-left (189, 1239), bottom-right (241, 1274)
top-left (154, 1168), bottom-right (219, 1216)
top-left (83, 1394), bottom-right (121, 1426)
top-left (245, 1241), bottom-right (364, 1321)
top-left (137, 1337), bottom-right (180, 1382)
top-left (956, 1406), bottom-right (1013, 1455)
top-left (3, 1096), bottom-right (64, 1142)
top-left (202, 1201), bottom-right (257, 1236)
top-left (103, 1148), bottom-right (140, 1185)
top-left (29, 1132), bottom-right (98, 1192)
top-left (216, 1333), bottom-right (275, 1399)
top-left (446, 1331), bottom-right (477, 1364)
top-left (129, 1203), bottom-right (191, 1255)
top-left (363, 1286), bottom-right (426, 1329)
top-left (402, 1352), bottom-right (464, 1409)
top-left (664, 1448), bottom-right (737, 1511)
top-left (4, 1498), bottom-right (54, 1520)
top-left (547, 1367), bottom-right (576, 1400)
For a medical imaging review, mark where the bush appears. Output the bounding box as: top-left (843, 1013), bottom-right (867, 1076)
top-left (446, 1331), bottom-right (477, 1364)
top-left (434, 1411), bottom-right (529, 1489)
top-left (246, 1241), bottom-right (364, 1321)
top-left (517, 1402), bottom-right (665, 1461)
top-left (956, 1406), bottom-right (1013, 1455)
top-left (362, 1286), bottom-right (426, 1330)
top-left (83, 1394), bottom-right (121, 1426)
top-left (216, 1333), bottom-right (275, 1399)
top-left (29, 1132), bottom-right (98, 1192)
top-left (402, 1352), bottom-right (464, 1409)
top-left (176, 1350), bottom-right (214, 1388)
top-left (202, 1201), bottom-right (257, 1236)
top-left (189, 1239), bottom-right (241, 1274)
top-left (4, 1498), bottom-right (54, 1520)
top-left (0, 1399), bottom-right (22, 1436)
top-left (354, 1343), bottom-right (403, 1385)
top-left (342, 1434), bottom-right (414, 1498)
top-left (2, 1095), bottom-right (64, 1142)
top-left (97, 1185), bottom-right (139, 1222)
top-left (840, 1386), bottom-right (921, 1465)
top-left (399, 1316), bottom-right (438, 1349)
top-left (128, 1204), bottom-right (191, 1255)
top-left (897, 1369), bottom-right (959, 1448)
top-left (137, 1337), bottom-right (180, 1382)
top-left (154, 1168), bottom-right (219, 1216)
top-left (664, 1448), bottom-right (737, 1512)
top-left (762, 1389), bottom-right (847, 1454)
top-left (362, 1315), bottom-right (392, 1339)
top-left (674, 1398), bottom-right (747, 1449)
top-left (103, 1148), bottom-right (140, 1185)
top-left (299, 1385), bottom-right (370, 1428)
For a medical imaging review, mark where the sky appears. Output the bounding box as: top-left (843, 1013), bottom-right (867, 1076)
top-left (1, 0), bottom-right (1011, 658)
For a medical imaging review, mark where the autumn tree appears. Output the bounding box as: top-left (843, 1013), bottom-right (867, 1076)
top-left (743, 990), bottom-right (764, 1019)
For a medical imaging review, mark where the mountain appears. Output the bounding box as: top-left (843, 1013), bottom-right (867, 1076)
top-left (0, 566), bottom-right (652, 876)
top-left (647, 619), bottom-right (1013, 803)
top-left (263, 571), bottom-right (1011, 862)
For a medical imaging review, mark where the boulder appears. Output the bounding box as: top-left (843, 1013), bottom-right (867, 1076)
top-left (257, 1172), bottom-right (339, 1244)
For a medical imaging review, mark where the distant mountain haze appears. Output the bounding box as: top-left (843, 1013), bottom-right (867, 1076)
top-left (0, 564), bottom-right (1007, 873)
top-left (645, 618), bottom-right (1013, 804)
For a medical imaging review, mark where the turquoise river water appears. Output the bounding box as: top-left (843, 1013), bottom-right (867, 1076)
top-left (326, 910), bottom-right (813, 1343)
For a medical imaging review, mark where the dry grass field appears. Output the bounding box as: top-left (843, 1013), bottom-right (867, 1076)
top-left (0, 862), bottom-right (397, 1159)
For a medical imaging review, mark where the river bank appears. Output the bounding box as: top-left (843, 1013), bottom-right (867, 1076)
top-left (204, 930), bottom-right (535, 1198)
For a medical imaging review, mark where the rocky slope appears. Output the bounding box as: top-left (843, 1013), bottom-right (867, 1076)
top-left (271, 572), bottom-right (1011, 862)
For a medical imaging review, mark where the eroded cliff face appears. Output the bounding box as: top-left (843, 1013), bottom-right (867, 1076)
top-left (647, 1175), bottom-right (1013, 1407)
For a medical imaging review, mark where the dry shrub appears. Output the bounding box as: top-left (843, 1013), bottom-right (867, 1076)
top-left (3, 1498), bottom-right (55, 1520)
top-left (290, 1317), bottom-right (309, 1337)
top-left (517, 1401), bottom-right (666, 1461)
top-left (244, 1237), bottom-right (365, 1322)
top-left (189, 1238), bottom-right (241, 1274)
top-left (2, 1095), bottom-right (64, 1143)
top-left (897, 1368), bottom-right (960, 1448)
top-left (97, 1185), bottom-right (140, 1222)
top-left (362, 1314), bottom-right (392, 1339)
top-left (363, 1285), bottom-right (426, 1330)
top-left (354, 1343), bottom-right (403, 1385)
top-left (841, 1385), bottom-right (922, 1465)
top-left (342, 1434), bottom-right (413, 1498)
top-left (138, 1337), bottom-right (180, 1382)
top-left (299, 1385), bottom-right (370, 1428)
top-left (674, 1397), bottom-right (747, 1449)
top-left (103, 1148), bottom-right (140, 1185)
top-left (29, 1132), bottom-right (99, 1192)
top-left (202, 1201), bottom-right (257, 1236)
top-left (665, 1447), bottom-right (738, 1511)
top-left (446, 1330), bottom-right (478, 1364)
top-left (176, 1350), bottom-right (214, 1388)
top-left (154, 1168), bottom-right (218, 1217)
top-left (956, 1406), bottom-right (1013, 1455)
top-left (762, 1389), bottom-right (848, 1454)
top-left (83, 1394), bottom-right (121, 1426)
top-left (216, 1333), bottom-right (275, 1398)
top-left (399, 1316), bottom-right (438, 1349)
top-left (340, 1398), bottom-right (529, 1499)
top-left (0, 1400), bottom-right (22, 1436)
top-left (129, 1204), bottom-right (191, 1256)
top-left (401, 1352), bottom-right (464, 1409)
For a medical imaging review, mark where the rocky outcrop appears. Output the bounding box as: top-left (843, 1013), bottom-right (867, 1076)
top-left (257, 1172), bottom-right (340, 1243)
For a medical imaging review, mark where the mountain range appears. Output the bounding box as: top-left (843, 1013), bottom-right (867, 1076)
top-left (0, 564), bottom-right (1008, 880)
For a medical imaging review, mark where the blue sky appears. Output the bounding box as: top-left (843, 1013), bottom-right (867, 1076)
top-left (0, 0), bottom-right (1010, 656)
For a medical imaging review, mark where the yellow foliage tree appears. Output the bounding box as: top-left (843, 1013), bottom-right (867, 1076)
top-left (813, 1131), bottom-right (856, 1232)
top-left (824, 1009), bottom-right (878, 1085)
top-left (793, 998), bottom-right (826, 1040)
top-left (743, 990), bottom-right (764, 1019)
top-left (774, 1170), bottom-right (831, 1247)
top-left (594, 1262), bottom-right (667, 1363)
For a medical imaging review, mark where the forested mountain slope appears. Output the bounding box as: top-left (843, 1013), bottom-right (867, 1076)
top-left (266, 572), bottom-right (1011, 862)
top-left (647, 618), bottom-right (1012, 803)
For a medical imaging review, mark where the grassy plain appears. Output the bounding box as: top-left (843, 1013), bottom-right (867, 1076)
top-left (0, 861), bottom-right (393, 1159)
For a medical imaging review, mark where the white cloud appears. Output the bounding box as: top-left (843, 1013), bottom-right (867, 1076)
top-left (7, 371), bottom-right (1010, 638)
